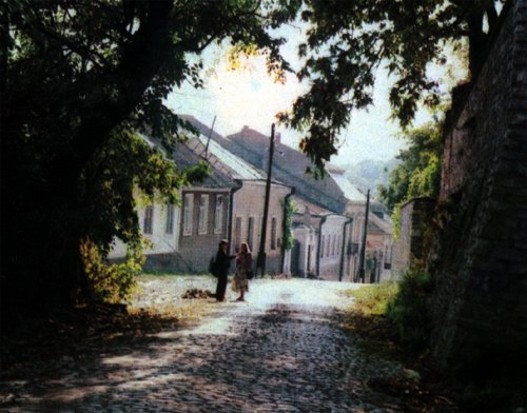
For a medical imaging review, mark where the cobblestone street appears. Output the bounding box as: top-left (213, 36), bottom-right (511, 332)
top-left (1, 278), bottom-right (419, 412)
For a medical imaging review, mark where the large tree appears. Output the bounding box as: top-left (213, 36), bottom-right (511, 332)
top-left (1, 0), bottom-right (507, 316)
top-left (0, 0), bottom-right (295, 315)
top-left (280, 0), bottom-right (506, 171)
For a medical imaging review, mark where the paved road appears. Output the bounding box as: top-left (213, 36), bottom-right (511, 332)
top-left (1, 278), bottom-right (413, 412)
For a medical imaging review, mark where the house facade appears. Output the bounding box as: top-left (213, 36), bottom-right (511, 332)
top-left (291, 196), bottom-right (353, 281)
top-left (232, 180), bottom-right (293, 274)
top-left (177, 187), bottom-right (233, 272)
top-left (109, 134), bottom-right (235, 272)
top-left (185, 133), bottom-right (294, 275)
top-left (182, 116), bottom-right (394, 282)
top-left (108, 200), bottom-right (181, 263)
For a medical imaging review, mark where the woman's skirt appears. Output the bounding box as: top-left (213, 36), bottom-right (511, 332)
top-left (232, 269), bottom-right (249, 292)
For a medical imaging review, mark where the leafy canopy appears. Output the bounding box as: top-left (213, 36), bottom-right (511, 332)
top-left (1, 0), bottom-right (298, 308)
top-left (279, 0), bottom-right (505, 171)
top-left (378, 121), bottom-right (443, 236)
top-left (0, 0), bottom-right (506, 310)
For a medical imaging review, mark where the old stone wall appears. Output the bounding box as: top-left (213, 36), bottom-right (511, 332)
top-left (430, 0), bottom-right (527, 375)
top-left (391, 197), bottom-right (435, 278)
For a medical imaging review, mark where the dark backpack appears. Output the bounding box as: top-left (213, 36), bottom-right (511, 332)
top-left (209, 256), bottom-right (218, 276)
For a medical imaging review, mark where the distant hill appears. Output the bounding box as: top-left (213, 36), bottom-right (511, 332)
top-left (340, 159), bottom-right (400, 200)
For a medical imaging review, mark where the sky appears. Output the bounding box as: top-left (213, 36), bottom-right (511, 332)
top-left (165, 26), bottom-right (465, 167)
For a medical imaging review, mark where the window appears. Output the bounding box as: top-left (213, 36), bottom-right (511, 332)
top-left (143, 205), bottom-right (154, 235)
top-left (214, 195), bottom-right (223, 234)
top-left (332, 235), bottom-right (336, 257)
top-left (326, 234), bottom-right (330, 257)
top-left (234, 217), bottom-right (242, 249)
top-left (165, 204), bottom-right (174, 235)
top-left (198, 194), bottom-right (209, 235)
top-left (270, 217), bottom-right (277, 250)
top-left (183, 193), bottom-right (193, 236)
top-left (321, 235), bottom-right (325, 258)
top-left (247, 217), bottom-right (255, 251)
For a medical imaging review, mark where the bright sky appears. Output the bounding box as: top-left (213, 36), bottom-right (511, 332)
top-left (166, 27), bottom-right (465, 166)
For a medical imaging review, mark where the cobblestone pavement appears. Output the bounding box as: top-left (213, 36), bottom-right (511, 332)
top-left (1, 278), bottom-right (414, 412)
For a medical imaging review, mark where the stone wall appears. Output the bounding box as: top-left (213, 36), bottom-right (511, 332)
top-left (391, 197), bottom-right (435, 278)
top-left (430, 0), bottom-right (527, 375)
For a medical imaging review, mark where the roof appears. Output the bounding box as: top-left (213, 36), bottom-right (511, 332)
top-left (184, 133), bottom-right (291, 190)
top-left (367, 219), bottom-right (386, 235)
top-left (172, 141), bottom-right (235, 189)
top-left (328, 170), bottom-right (367, 202)
top-left (181, 117), bottom-right (349, 213)
top-left (138, 131), bottom-right (234, 190)
top-left (187, 134), bottom-right (265, 180)
top-left (291, 195), bottom-right (334, 216)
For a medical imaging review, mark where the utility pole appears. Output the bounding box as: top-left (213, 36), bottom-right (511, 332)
top-left (257, 123), bottom-right (275, 277)
top-left (356, 189), bottom-right (370, 283)
top-left (204, 115), bottom-right (216, 157)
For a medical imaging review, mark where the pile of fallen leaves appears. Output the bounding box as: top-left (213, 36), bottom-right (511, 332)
top-left (0, 303), bottom-right (179, 379)
top-left (181, 288), bottom-right (215, 299)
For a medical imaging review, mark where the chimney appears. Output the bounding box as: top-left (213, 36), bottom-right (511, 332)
top-left (275, 132), bottom-right (281, 145)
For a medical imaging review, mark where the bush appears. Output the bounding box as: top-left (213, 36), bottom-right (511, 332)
top-left (385, 269), bottom-right (433, 352)
top-left (80, 238), bottom-right (144, 304)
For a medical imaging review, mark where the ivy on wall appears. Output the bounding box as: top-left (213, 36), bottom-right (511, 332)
top-left (282, 197), bottom-right (295, 252)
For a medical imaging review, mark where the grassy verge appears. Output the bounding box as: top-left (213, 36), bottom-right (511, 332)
top-left (342, 282), bottom-right (399, 315)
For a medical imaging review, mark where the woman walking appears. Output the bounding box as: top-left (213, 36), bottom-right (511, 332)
top-left (233, 242), bottom-right (253, 302)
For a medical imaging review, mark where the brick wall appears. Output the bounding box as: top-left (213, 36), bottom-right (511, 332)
top-left (430, 0), bottom-right (527, 374)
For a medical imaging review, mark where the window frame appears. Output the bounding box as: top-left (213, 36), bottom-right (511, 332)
top-left (198, 194), bottom-right (209, 235)
top-left (214, 194), bottom-right (224, 234)
top-left (270, 216), bottom-right (277, 250)
top-left (183, 193), bottom-right (194, 236)
top-left (165, 203), bottom-right (174, 235)
top-left (143, 205), bottom-right (154, 235)
top-left (234, 216), bottom-right (242, 250)
top-left (247, 216), bottom-right (255, 251)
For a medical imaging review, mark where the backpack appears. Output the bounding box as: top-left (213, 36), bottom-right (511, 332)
top-left (209, 256), bottom-right (218, 277)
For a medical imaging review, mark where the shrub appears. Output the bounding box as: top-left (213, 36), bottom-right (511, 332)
top-left (80, 238), bottom-right (144, 304)
top-left (385, 269), bottom-right (433, 352)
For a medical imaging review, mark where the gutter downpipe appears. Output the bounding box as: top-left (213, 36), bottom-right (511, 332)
top-left (228, 179), bottom-right (243, 254)
top-left (281, 187), bottom-right (295, 273)
top-left (316, 215), bottom-right (328, 278)
top-left (339, 217), bottom-right (354, 282)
